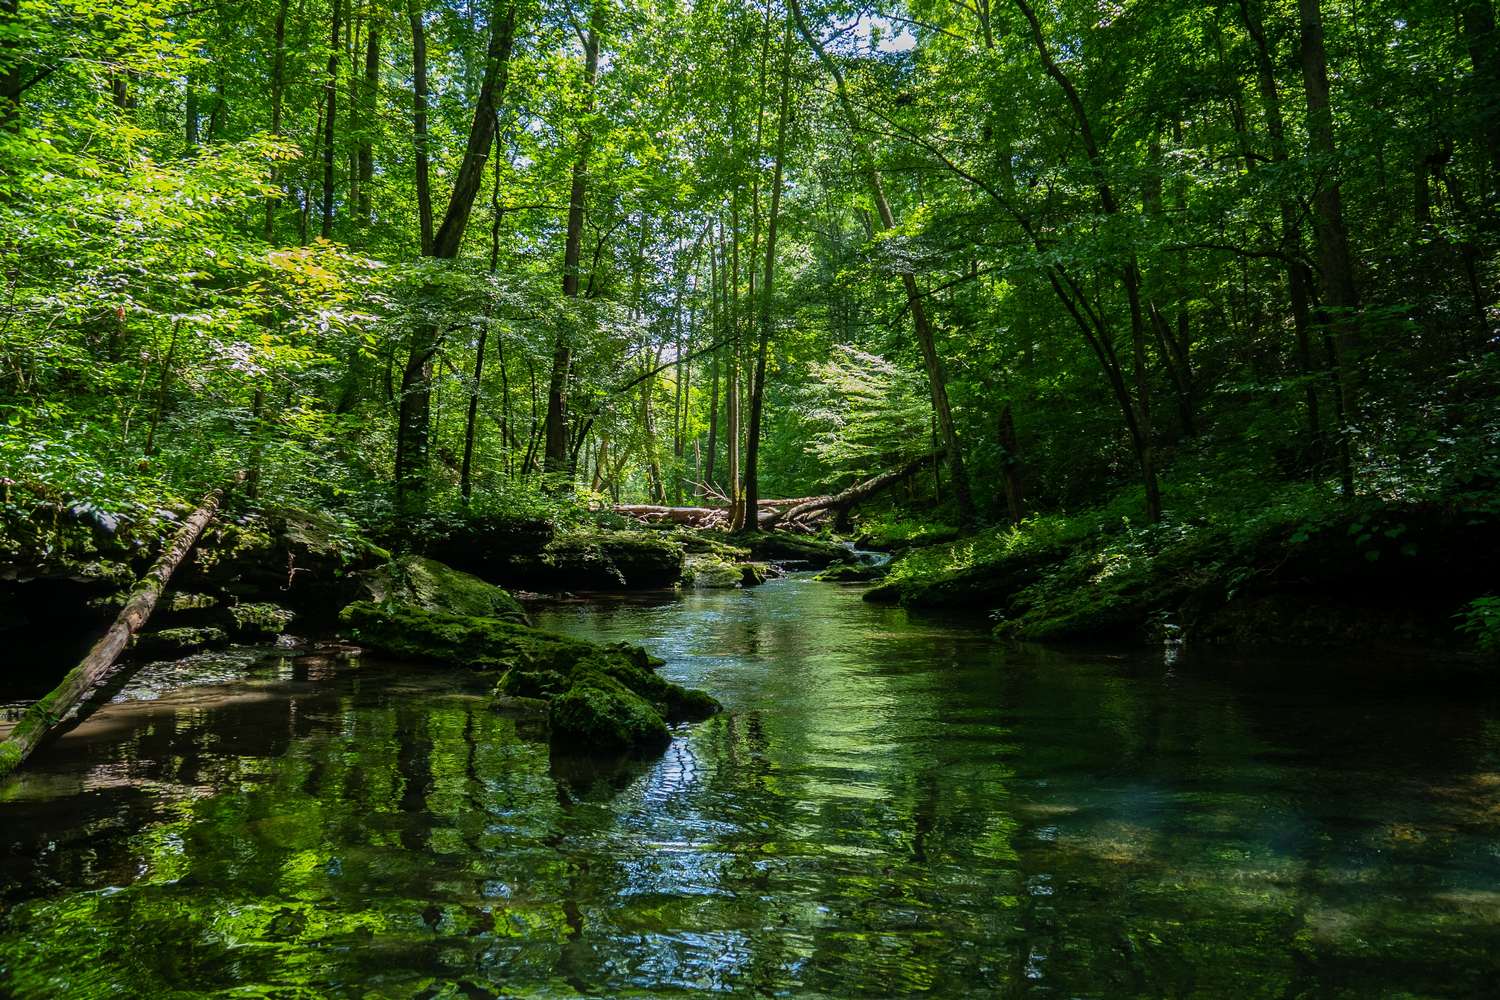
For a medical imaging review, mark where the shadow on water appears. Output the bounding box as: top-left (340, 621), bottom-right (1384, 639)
top-left (2, 576), bottom-right (1499, 997)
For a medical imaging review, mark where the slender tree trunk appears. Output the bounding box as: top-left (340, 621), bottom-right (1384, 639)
top-left (1238, 0), bottom-right (1335, 473)
top-left (544, 12), bottom-right (601, 480)
top-left (726, 202), bottom-right (742, 527)
top-left (0, 0), bottom-right (22, 131)
top-left (789, 0), bottom-right (977, 525)
top-left (321, 0), bottom-right (342, 238)
top-left (998, 401), bottom-right (1024, 525)
top-left (394, 0), bottom-right (519, 509)
top-left (264, 0), bottom-right (290, 240)
top-left (409, 0), bottom-right (433, 254)
top-left (1296, 0), bottom-right (1360, 495)
top-left (1461, 1), bottom-right (1500, 182)
top-left (740, 15), bottom-right (792, 535)
top-left (357, 17), bottom-right (379, 225)
top-left (185, 82), bottom-right (200, 148)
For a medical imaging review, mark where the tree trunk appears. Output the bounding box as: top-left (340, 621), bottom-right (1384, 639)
top-left (394, 0), bottom-right (519, 509)
top-left (321, 0), bottom-right (342, 238)
top-left (1012, 0), bottom-right (1160, 521)
top-left (0, 0), bottom-right (22, 130)
top-left (1297, 0), bottom-right (1362, 392)
top-left (0, 475), bottom-right (244, 779)
top-left (739, 14), bottom-right (792, 535)
top-left (409, 0), bottom-right (433, 254)
top-left (1461, 1), bottom-right (1500, 181)
top-left (789, 0), bottom-right (977, 526)
top-left (544, 12), bottom-right (601, 480)
top-left (998, 401), bottom-right (1024, 525)
top-left (357, 18), bottom-right (379, 225)
top-left (264, 0), bottom-right (290, 240)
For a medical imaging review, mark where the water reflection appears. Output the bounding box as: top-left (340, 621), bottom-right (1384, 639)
top-left (1, 579), bottom-right (1498, 997)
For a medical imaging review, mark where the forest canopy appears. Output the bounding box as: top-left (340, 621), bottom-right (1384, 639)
top-left (0, 0), bottom-right (1495, 536)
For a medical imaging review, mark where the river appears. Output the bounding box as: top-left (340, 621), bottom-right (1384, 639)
top-left (2, 575), bottom-right (1498, 997)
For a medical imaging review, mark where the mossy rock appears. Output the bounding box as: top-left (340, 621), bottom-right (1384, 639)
top-left (683, 555), bottom-right (743, 589)
top-left (816, 561), bottom-right (886, 583)
top-left (133, 626), bottom-right (230, 659)
top-left (228, 602), bottom-right (296, 639)
top-left (549, 670), bottom-right (670, 753)
top-left (182, 508), bottom-right (387, 619)
top-left (741, 562), bottom-right (772, 587)
top-left (164, 591), bottom-right (221, 613)
top-left (535, 529), bottom-right (685, 589)
top-left (359, 555), bottom-right (528, 624)
top-left (339, 601), bottom-right (719, 754)
top-left (339, 601), bottom-right (590, 671)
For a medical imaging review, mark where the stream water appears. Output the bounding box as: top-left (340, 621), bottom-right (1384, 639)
top-left (2, 576), bottom-right (1499, 998)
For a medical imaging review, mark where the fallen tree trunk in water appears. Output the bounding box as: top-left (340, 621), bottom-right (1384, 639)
top-left (0, 473), bottom-right (244, 779)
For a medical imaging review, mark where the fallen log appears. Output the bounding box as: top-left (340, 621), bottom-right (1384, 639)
top-left (763, 453), bottom-right (943, 529)
top-left (0, 473), bottom-right (244, 779)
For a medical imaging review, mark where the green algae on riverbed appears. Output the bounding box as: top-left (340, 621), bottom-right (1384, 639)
top-left (3, 578), bottom-right (1500, 997)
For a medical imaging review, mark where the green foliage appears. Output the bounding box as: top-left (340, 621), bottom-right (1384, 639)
top-left (1456, 597), bottom-right (1500, 655)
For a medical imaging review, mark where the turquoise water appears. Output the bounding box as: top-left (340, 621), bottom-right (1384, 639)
top-left (2, 576), bottom-right (1499, 997)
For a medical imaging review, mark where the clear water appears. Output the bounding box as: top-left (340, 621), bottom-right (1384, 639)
top-left (2, 576), bottom-right (1499, 998)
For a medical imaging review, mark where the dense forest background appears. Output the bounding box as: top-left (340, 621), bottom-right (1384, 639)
top-left (1, 0), bottom-right (1495, 542)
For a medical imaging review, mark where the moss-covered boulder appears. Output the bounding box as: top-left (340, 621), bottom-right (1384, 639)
top-left (359, 554), bottom-right (528, 624)
top-left (338, 601), bottom-right (719, 754)
top-left (549, 669), bottom-right (670, 752)
top-left (816, 560), bottom-right (887, 583)
top-left (683, 555), bottom-right (743, 588)
top-left (530, 529), bottom-right (685, 589)
top-left (740, 562), bottom-right (772, 587)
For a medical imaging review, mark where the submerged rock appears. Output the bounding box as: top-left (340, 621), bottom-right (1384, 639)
top-left (338, 601), bottom-right (719, 754)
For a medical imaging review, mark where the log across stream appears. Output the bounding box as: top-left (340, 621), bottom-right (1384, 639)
top-left (2, 577), bottom-right (1499, 998)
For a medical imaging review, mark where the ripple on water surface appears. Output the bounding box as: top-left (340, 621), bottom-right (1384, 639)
top-left (2, 577), bottom-right (1500, 997)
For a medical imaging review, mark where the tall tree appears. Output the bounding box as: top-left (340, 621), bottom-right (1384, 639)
top-left (739, 12), bottom-right (792, 534)
top-left (394, 0), bottom-right (520, 507)
top-left (544, 0), bottom-right (604, 479)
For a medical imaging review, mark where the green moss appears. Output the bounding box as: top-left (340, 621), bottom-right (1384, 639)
top-left (683, 555), bottom-right (743, 588)
top-left (549, 671), bottom-right (670, 753)
top-left (340, 601), bottom-right (719, 754)
top-left (539, 528), bottom-right (685, 588)
top-left (133, 626), bottom-right (230, 658)
top-left (228, 602), bottom-right (295, 638)
top-left (339, 601), bottom-right (587, 671)
top-left (741, 562), bottom-right (772, 587)
top-left (165, 592), bottom-right (221, 613)
top-left (816, 561), bottom-right (886, 583)
top-left (361, 555), bottom-right (528, 624)
top-left (0, 741), bottom-right (23, 779)
top-left (747, 534), bottom-right (848, 567)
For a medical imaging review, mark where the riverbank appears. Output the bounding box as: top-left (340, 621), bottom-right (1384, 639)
top-left (864, 484), bottom-right (1499, 657)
